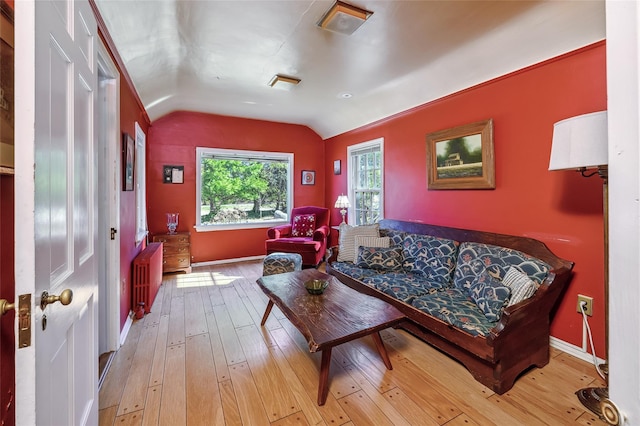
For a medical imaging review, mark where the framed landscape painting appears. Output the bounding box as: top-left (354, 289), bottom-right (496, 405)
top-left (426, 119), bottom-right (495, 190)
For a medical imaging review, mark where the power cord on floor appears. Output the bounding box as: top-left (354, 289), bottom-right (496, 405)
top-left (579, 301), bottom-right (607, 381)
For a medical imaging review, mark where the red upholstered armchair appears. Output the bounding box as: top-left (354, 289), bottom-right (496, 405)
top-left (265, 206), bottom-right (331, 267)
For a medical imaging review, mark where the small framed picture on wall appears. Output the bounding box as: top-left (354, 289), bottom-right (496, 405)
top-left (122, 133), bottom-right (134, 191)
top-left (301, 170), bottom-right (315, 185)
top-left (333, 160), bottom-right (341, 175)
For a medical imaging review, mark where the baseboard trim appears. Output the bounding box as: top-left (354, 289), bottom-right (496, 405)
top-left (120, 312), bottom-right (133, 346)
top-left (550, 336), bottom-right (606, 365)
top-left (192, 255), bottom-right (265, 267)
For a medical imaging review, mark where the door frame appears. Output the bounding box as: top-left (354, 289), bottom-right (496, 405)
top-left (97, 39), bottom-right (121, 358)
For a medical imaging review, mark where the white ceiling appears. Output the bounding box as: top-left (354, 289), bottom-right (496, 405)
top-left (94, 1), bottom-right (605, 139)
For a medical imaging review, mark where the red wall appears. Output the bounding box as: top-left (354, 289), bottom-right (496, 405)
top-left (98, 30), bottom-right (152, 329)
top-left (0, 176), bottom-right (15, 426)
top-left (325, 42), bottom-right (607, 356)
top-left (118, 89), bottom-right (150, 328)
top-left (147, 112), bottom-right (325, 263)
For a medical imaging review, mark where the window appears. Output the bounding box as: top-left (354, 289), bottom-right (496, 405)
top-left (134, 122), bottom-right (148, 243)
top-left (347, 138), bottom-right (384, 225)
top-left (196, 147), bottom-right (293, 230)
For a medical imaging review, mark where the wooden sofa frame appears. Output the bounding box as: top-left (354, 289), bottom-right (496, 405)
top-left (326, 219), bottom-right (574, 394)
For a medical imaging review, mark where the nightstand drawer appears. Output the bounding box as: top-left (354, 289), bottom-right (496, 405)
top-left (163, 244), bottom-right (190, 256)
top-left (152, 232), bottom-right (191, 274)
top-left (163, 254), bottom-right (191, 272)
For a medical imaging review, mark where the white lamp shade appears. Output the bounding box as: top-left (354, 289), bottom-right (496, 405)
top-left (549, 111), bottom-right (608, 171)
top-left (334, 195), bottom-right (350, 208)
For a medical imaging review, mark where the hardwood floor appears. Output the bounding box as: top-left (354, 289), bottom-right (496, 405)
top-left (99, 260), bottom-right (607, 425)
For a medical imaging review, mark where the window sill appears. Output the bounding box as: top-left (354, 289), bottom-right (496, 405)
top-left (195, 221), bottom-right (287, 232)
top-left (135, 230), bottom-right (149, 246)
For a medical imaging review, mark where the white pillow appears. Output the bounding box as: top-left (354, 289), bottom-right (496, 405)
top-left (503, 266), bottom-right (539, 306)
top-left (337, 223), bottom-right (380, 263)
top-left (354, 235), bottom-right (390, 260)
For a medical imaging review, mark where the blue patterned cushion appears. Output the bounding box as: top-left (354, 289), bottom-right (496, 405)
top-left (263, 252), bottom-right (303, 276)
top-left (401, 233), bottom-right (459, 284)
top-left (356, 246), bottom-right (404, 271)
top-left (379, 229), bottom-right (407, 247)
top-left (468, 272), bottom-right (511, 321)
top-left (411, 289), bottom-right (497, 337)
top-left (330, 261), bottom-right (382, 281)
top-left (363, 272), bottom-right (449, 303)
top-left (453, 242), bottom-right (550, 294)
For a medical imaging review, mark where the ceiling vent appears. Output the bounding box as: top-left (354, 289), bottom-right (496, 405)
top-left (268, 74), bottom-right (302, 90)
top-left (317, 1), bottom-right (373, 35)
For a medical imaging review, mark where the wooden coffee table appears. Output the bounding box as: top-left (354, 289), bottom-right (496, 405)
top-left (257, 269), bottom-right (406, 406)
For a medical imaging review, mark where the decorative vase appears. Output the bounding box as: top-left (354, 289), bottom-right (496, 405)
top-left (167, 213), bottom-right (179, 234)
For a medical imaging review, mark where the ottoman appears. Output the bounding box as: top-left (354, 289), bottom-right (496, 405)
top-left (263, 252), bottom-right (303, 276)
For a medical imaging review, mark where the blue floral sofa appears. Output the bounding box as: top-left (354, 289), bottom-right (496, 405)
top-left (326, 219), bottom-right (574, 394)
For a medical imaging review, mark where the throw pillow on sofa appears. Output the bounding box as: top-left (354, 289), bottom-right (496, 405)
top-left (468, 271), bottom-right (511, 321)
top-left (291, 214), bottom-right (316, 237)
top-left (355, 245), bottom-right (403, 271)
top-left (503, 266), bottom-right (540, 306)
top-left (354, 235), bottom-right (390, 260)
top-left (337, 223), bottom-right (380, 263)
top-left (401, 233), bottom-right (459, 285)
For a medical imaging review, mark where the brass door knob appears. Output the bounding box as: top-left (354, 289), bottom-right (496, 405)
top-left (40, 289), bottom-right (73, 310)
top-left (0, 299), bottom-right (15, 315)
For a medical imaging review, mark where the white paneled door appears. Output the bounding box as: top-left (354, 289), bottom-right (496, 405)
top-left (14, 0), bottom-right (98, 424)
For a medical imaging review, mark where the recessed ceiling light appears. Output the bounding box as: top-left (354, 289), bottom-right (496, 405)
top-left (318, 1), bottom-right (373, 35)
top-left (338, 92), bottom-right (353, 99)
top-left (268, 74), bottom-right (301, 90)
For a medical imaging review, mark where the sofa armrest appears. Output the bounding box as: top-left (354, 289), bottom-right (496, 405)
top-left (313, 225), bottom-right (329, 242)
top-left (488, 268), bottom-right (573, 345)
top-left (267, 224), bottom-right (292, 239)
top-left (326, 245), bottom-right (339, 263)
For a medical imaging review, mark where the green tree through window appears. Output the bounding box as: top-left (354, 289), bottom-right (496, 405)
top-left (196, 148), bottom-right (293, 228)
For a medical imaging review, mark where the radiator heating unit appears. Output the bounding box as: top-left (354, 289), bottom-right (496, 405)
top-left (132, 242), bottom-right (163, 312)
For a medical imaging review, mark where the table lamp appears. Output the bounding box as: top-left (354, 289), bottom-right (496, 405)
top-left (334, 194), bottom-right (350, 224)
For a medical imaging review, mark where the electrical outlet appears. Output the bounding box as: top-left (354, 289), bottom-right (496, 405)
top-left (577, 295), bottom-right (593, 316)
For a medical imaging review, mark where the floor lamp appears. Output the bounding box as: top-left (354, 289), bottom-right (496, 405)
top-left (549, 111), bottom-right (620, 424)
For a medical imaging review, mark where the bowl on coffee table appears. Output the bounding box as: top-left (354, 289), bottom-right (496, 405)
top-left (304, 279), bottom-right (328, 295)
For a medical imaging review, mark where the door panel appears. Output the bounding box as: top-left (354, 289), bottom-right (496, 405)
top-left (15, 0), bottom-right (98, 424)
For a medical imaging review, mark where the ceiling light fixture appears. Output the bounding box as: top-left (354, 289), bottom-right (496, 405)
top-left (317, 1), bottom-right (373, 35)
top-left (268, 74), bottom-right (302, 90)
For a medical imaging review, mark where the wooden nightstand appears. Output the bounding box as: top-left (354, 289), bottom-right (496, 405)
top-left (151, 232), bottom-right (192, 274)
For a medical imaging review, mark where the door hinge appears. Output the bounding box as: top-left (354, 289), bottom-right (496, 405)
top-left (18, 294), bottom-right (31, 348)
top-left (110, 227), bottom-right (117, 240)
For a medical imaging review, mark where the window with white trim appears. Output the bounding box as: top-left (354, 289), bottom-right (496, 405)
top-left (134, 122), bottom-right (148, 243)
top-left (347, 138), bottom-right (384, 225)
top-left (195, 147), bottom-right (293, 231)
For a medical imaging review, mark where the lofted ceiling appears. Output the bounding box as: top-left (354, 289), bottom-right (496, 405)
top-left (94, 0), bottom-right (605, 139)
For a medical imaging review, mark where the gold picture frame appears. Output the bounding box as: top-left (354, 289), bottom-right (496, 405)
top-left (426, 119), bottom-right (495, 190)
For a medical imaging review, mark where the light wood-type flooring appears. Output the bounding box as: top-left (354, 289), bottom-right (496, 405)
top-left (98, 260), bottom-right (607, 425)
